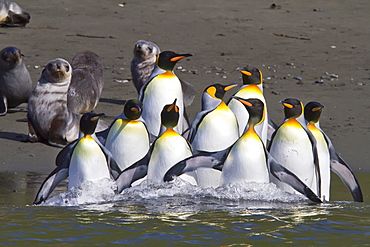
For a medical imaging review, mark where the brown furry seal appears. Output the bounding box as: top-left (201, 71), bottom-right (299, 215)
top-left (67, 51), bottom-right (104, 114)
top-left (0, 46), bottom-right (32, 115)
top-left (131, 40), bottom-right (160, 93)
top-left (0, 0), bottom-right (30, 27)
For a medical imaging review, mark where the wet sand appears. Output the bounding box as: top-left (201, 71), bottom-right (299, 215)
top-left (1, 0), bottom-right (369, 181)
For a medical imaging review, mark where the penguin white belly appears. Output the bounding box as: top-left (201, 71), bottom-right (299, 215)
top-left (192, 104), bottom-right (239, 152)
top-left (105, 119), bottom-right (150, 170)
top-left (147, 130), bottom-right (192, 183)
top-left (270, 123), bottom-right (316, 195)
top-left (221, 133), bottom-right (269, 185)
top-left (69, 137), bottom-right (110, 190)
top-left (141, 75), bottom-right (184, 136)
top-left (228, 86), bottom-right (268, 143)
top-left (309, 126), bottom-right (330, 201)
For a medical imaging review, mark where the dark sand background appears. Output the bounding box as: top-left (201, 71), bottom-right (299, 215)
top-left (1, 0), bottom-right (369, 180)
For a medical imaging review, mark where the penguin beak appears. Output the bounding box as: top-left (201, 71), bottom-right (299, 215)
top-left (279, 100), bottom-right (294, 109)
top-left (170, 53), bottom-right (192, 62)
top-left (167, 99), bottom-right (178, 112)
top-left (91, 113), bottom-right (105, 121)
top-left (240, 70), bottom-right (252, 76)
top-left (223, 83), bottom-right (238, 92)
top-left (232, 96), bottom-right (252, 106)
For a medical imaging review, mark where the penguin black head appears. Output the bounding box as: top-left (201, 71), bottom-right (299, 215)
top-left (280, 98), bottom-right (303, 119)
top-left (156, 51), bottom-right (192, 71)
top-left (80, 112), bottom-right (105, 136)
top-left (205, 83), bottom-right (237, 100)
top-left (123, 99), bottom-right (143, 120)
top-left (304, 101), bottom-right (324, 124)
top-left (0, 46), bottom-right (23, 68)
top-left (237, 66), bottom-right (263, 85)
top-left (233, 97), bottom-right (265, 126)
top-left (161, 99), bottom-right (179, 129)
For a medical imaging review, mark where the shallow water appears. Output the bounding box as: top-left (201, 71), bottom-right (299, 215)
top-left (0, 171), bottom-right (369, 245)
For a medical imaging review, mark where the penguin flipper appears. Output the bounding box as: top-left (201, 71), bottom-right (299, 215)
top-left (164, 149), bottom-right (229, 182)
top-left (321, 132), bottom-right (363, 202)
top-left (267, 116), bottom-right (278, 142)
top-left (33, 167), bottom-right (69, 205)
top-left (0, 95), bottom-right (7, 116)
top-left (187, 109), bottom-right (212, 143)
top-left (115, 150), bottom-right (151, 193)
top-left (55, 141), bottom-right (78, 167)
top-left (180, 79), bottom-right (195, 107)
top-left (268, 153), bottom-right (322, 203)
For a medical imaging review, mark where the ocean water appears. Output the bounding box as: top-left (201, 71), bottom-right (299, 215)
top-left (0, 171), bottom-right (369, 245)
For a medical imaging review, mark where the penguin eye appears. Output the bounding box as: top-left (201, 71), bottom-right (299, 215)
top-left (65, 65), bottom-right (70, 72)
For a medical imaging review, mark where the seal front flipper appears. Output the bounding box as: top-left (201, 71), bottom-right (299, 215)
top-left (180, 79), bottom-right (195, 107)
top-left (0, 95), bottom-right (7, 116)
top-left (33, 166), bottom-right (69, 205)
top-left (268, 153), bottom-right (322, 203)
top-left (163, 149), bottom-right (229, 182)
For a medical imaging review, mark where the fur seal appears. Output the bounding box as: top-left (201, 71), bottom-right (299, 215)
top-left (0, 0), bottom-right (30, 27)
top-left (0, 46), bottom-right (32, 115)
top-left (67, 51), bottom-right (104, 114)
top-left (131, 40), bottom-right (160, 93)
top-left (27, 58), bottom-right (108, 147)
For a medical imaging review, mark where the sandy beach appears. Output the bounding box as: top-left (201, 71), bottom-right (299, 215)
top-left (1, 0), bottom-right (369, 180)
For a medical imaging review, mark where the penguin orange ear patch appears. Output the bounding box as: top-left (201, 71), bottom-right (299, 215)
top-left (206, 87), bottom-right (217, 97)
top-left (312, 107), bottom-right (322, 112)
top-left (283, 103), bottom-right (293, 108)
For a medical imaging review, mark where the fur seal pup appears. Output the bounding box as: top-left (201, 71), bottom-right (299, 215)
top-left (27, 58), bottom-right (108, 147)
top-left (0, 46), bottom-right (32, 115)
top-left (0, 0), bottom-right (30, 27)
top-left (131, 40), bottom-right (160, 93)
top-left (67, 51), bottom-right (104, 114)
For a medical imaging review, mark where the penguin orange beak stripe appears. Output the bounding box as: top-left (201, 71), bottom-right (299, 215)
top-left (170, 56), bottom-right (186, 62)
top-left (312, 107), bottom-right (322, 112)
top-left (283, 103), bottom-right (294, 108)
top-left (238, 99), bottom-right (252, 107)
top-left (224, 84), bottom-right (237, 91)
top-left (240, 70), bottom-right (252, 76)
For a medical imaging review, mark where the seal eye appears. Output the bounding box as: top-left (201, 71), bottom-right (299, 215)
top-left (65, 65), bottom-right (70, 72)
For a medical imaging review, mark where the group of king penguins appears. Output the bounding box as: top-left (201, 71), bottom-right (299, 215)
top-left (34, 46), bottom-right (363, 205)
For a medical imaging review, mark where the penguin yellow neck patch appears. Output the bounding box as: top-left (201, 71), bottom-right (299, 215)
top-left (239, 84), bottom-right (262, 94)
top-left (159, 71), bottom-right (176, 78)
top-left (284, 118), bottom-right (302, 128)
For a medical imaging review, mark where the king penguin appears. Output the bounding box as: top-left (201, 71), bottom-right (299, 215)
top-left (34, 112), bottom-right (121, 205)
top-left (268, 98), bottom-right (321, 198)
top-left (227, 67), bottom-right (267, 139)
top-left (163, 97), bottom-right (322, 203)
top-left (115, 99), bottom-right (197, 192)
top-left (304, 101), bottom-right (363, 202)
top-left (100, 99), bottom-right (150, 171)
top-left (187, 83), bottom-right (239, 188)
top-left (139, 51), bottom-right (192, 138)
